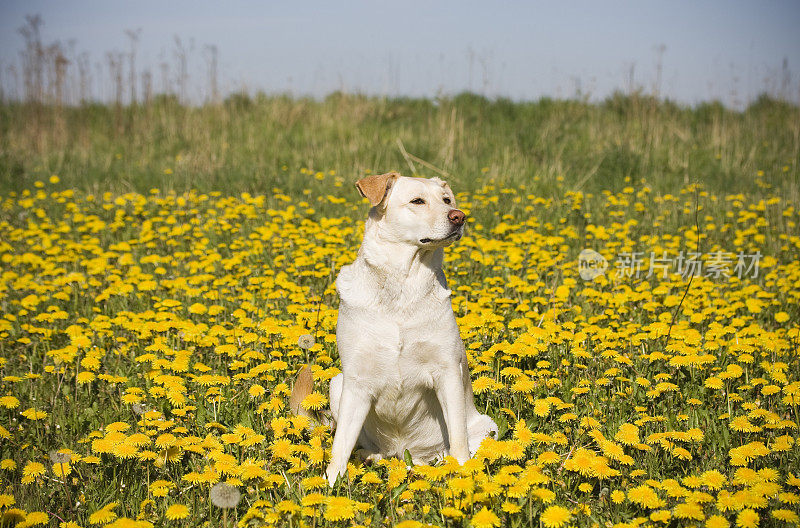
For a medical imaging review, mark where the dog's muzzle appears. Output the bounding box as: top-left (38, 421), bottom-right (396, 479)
top-left (420, 209), bottom-right (466, 244)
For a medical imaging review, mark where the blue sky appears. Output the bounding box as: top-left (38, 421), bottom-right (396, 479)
top-left (1, 0), bottom-right (798, 106)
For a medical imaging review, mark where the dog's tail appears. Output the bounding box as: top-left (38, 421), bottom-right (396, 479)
top-left (289, 364), bottom-right (314, 417)
top-left (289, 364), bottom-right (333, 426)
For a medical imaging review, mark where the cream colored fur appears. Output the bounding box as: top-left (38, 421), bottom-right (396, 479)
top-left (326, 173), bottom-right (497, 486)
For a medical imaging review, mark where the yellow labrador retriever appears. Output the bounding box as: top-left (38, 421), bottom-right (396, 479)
top-left (326, 171), bottom-right (497, 486)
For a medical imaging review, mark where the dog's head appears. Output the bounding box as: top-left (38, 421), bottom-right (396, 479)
top-left (356, 172), bottom-right (466, 248)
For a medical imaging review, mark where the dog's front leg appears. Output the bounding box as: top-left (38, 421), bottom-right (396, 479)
top-left (435, 366), bottom-right (470, 464)
top-left (326, 379), bottom-right (371, 486)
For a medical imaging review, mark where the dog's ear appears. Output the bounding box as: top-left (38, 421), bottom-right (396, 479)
top-left (355, 172), bottom-right (400, 207)
top-left (430, 176), bottom-right (455, 203)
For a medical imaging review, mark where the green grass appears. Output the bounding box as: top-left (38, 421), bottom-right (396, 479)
top-left (1, 92), bottom-right (798, 204)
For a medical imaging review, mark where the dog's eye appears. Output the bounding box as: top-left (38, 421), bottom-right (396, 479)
top-left (443, 197), bottom-right (452, 204)
top-left (410, 198), bottom-right (426, 205)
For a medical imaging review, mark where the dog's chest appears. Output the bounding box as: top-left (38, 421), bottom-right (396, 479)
top-left (370, 336), bottom-right (441, 417)
top-left (336, 259), bottom-right (460, 399)
top-left (336, 261), bottom-right (451, 313)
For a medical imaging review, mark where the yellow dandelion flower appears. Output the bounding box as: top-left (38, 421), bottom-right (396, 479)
top-left (706, 515), bottom-right (730, 528)
top-left (540, 505), bottom-right (571, 528)
top-left (472, 376), bottom-right (498, 394)
top-left (188, 303), bottom-right (207, 314)
top-left (614, 423), bottom-right (640, 445)
top-left (51, 461), bottom-right (72, 477)
top-left (248, 384), bottom-right (266, 398)
top-left (23, 511), bottom-right (49, 526)
top-left (264, 397), bottom-right (284, 412)
top-left (717, 490), bottom-right (738, 512)
top-left (673, 501), bottom-right (704, 520)
top-left (736, 509), bottom-right (759, 528)
top-left (447, 477), bottom-right (474, 496)
top-left (361, 472), bottom-right (382, 485)
top-left (510, 377), bottom-right (536, 393)
top-left (441, 507), bottom-right (464, 519)
top-left (757, 467), bottom-right (779, 482)
top-left (105, 517), bottom-right (141, 528)
top-left (409, 480), bottom-right (432, 491)
top-left (532, 487), bottom-right (556, 503)
top-left (513, 420), bottom-right (534, 447)
top-left (271, 438), bottom-right (293, 459)
top-left (395, 521), bottom-right (423, 528)
top-left (324, 497), bottom-right (355, 522)
top-left (112, 442), bottom-right (138, 459)
top-left (772, 510), bottom-right (799, 523)
top-left (21, 408), bottom-right (48, 420)
top-left (22, 461), bottom-right (45, 484)
top-left (88, 503), bottom-right (118, 525)
top-left (537, 451), bottom-right (560, 465)
top-left (77, 371), bottom-right (96, 384)
top-left (730, 416), bottom-right (758, 432)
top-left (533, 399), bottom-right (551, 416)
top-left (155, 433), bottom-right (176, 449)
top-left (559, 412), bottom-right (578, 422)
top-left (301, 493), bottom-right (326, 508)
top-left (628, 485), bottom-right (665, 509)
top-left (471, 506), bottom-right (500, 528)
top-left (778, 491), bottom-right (799, 504)
top-left (0, 396), bottom-right (20, 409)
top-left (105, 422), bottom-right (130, 433)
top-left (220, 433), bottom-right (242, 445)
top-left (164, 504), bottom-right (189, 521)
top-left (672, 446), bottom-right (693, 460)
top-left (301, 392), bottom-right (327, 410)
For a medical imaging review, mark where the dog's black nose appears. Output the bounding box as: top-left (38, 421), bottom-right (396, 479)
top-left (448, 209), bottom-right (466, 226)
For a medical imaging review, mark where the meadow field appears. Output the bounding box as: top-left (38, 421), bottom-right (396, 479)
top-left (0, 93), bottom-right (799, 527)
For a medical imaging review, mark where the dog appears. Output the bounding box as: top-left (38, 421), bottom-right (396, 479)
top-left (324, 171), bottom-right (497, 486)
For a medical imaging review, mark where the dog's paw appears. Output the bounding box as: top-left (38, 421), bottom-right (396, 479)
top-left (325, 462), bottom-right (342, 487)
top-left (468, 414), bottom-right (499, 456)
top-left (445, 444), bottom-right (470, 465)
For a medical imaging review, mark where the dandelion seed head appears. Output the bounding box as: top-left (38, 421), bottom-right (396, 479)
top-left (209, 482), bottom-right (240, 508)
top-left (49, 451), bottom-right (72, 464)
top-left (297, 334), bottom-right (315, 350)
